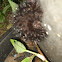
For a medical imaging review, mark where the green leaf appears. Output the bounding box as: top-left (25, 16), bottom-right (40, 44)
top-left (0, 12), bottom-right (5, 23)
top-left (3, 5), bottom-right (10, 14)
top-left (21, 57), bottom-right (30, 62)
top-left (10, 39), bottom-right (26, 53)
top-left (21, 55), bottom-right (35, 62)
top-left (8, 0), bottom-right (18, 13)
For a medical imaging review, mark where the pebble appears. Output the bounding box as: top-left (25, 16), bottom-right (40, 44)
top-left (14, 54), bottom-right (17, 57)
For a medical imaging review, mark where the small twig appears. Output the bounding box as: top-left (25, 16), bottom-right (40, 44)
top-left (34, 41), bottom-right (48, 62)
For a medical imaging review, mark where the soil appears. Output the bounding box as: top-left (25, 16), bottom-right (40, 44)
top-left (4, 49), bottom-right (42, 62)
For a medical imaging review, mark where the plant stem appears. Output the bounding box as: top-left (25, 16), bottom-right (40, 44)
top-left (34, 41), bottom-right (44, 56)
top-left (45, 60), bottom-right (49, 62)
top-left (26, 50), bottom-right (47, 62)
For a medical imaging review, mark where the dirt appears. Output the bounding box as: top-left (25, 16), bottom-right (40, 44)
top-left (4, 49), bottom-right (42, 62)
top-left (4, 49), bottom-right (25, 62)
